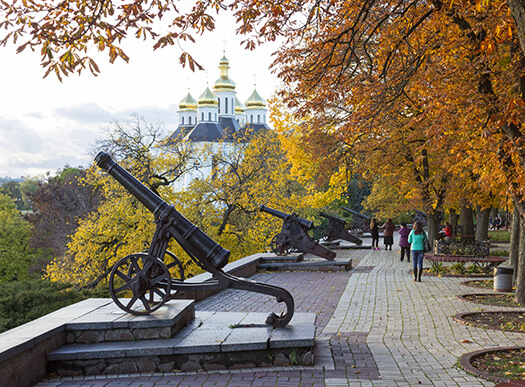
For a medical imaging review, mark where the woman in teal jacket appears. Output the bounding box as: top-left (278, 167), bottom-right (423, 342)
top-left (408, 221), bottom-right (427, 282)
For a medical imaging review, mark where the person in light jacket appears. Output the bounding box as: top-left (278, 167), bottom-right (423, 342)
top-left (370, 219), bottom-right (380, 250)
top-left (408, 221), bottom-right (427, 282)
top-left (398, 223), bottom-right (410, 262)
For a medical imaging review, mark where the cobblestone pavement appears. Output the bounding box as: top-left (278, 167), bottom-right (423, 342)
top-left (37, 247), bottom-right (524, 386)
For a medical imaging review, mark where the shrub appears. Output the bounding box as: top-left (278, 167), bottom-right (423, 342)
top-left (0, 279), bottom-right (108, 333)
top-left (450, 262), bottom-right (467, 274)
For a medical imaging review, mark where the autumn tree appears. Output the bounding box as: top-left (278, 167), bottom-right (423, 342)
top-left (46, 116), bottom-right (197, 288)
top-left (0, 193), bottom-right (34, 282)
top-left (170, 128), bottom-right (308, 259)
top-left (7, 0), bottom-right (525, 301)
top-left (26, 167), bottom-right (101, 274)
top-left (0, 181), bottom-right (24, 210)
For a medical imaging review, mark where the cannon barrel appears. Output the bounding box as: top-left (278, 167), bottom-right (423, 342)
top-left (319, 211), bottom-right (346, 225)
top-left (260, 204), bottom-right (314, 231)
top-left (95, 152), bottom-right (230, 269)
top-left (341, 206), bottom-right (371, 221)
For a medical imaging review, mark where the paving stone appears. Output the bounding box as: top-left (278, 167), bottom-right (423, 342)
top-left (37, 244), bottom-right (520, 386)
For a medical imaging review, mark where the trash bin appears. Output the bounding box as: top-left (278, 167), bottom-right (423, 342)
top-left (493, 267), bottom-right (513, 292)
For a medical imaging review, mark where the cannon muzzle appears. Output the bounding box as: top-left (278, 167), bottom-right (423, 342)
top-left (95, 152), bottom-right (230, 269)
top-left (96, 152), bottom-right (164, 214)
top-left (319, 211), bottom-right (346, 225)
top-left (341, 206), bottom-right (371, 221)
top-left (260, 204), bottom-right (314, 231)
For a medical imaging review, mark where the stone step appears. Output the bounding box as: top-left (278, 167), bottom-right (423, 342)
top-left (64, 299), bottom-right (195, 344)
top-left (259, 257), bottom-right (352, 272)
top-left (259, 253), bottom-right (304, 264)
top-left (47, 311), bottom-right (316, 376)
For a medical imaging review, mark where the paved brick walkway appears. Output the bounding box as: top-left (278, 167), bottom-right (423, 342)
top-left (37, 247), bottom-right (524, 386)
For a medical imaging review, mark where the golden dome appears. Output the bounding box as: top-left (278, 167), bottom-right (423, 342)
top-left (179, 92), bottom-right (197, 110)
top-left (245, 89), bottom-right (266, 108)
top-left (214, 55), bottom-right (236, 92)
top-left (235, 96), bottom-right (245, 113)
top-left (198, 87), bottom-right (218, 107)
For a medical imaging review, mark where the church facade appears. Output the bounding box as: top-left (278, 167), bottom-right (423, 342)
top-left (167, 55), bottom-right (270, 191)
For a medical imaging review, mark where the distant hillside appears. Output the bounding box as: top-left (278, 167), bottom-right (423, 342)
top-left (0, 177), bottom-right (24, 186)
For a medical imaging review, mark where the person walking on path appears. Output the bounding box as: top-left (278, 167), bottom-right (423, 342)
top-left (408, 221), bottom-right (427, 282)
top-left (382, 218), bottom-right (395, 251)
top-left (398, 222), bottom-right (410, 262)
top-left (370, 218), bottom-right (380, 250)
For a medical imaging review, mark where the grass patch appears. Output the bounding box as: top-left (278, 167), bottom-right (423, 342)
top-left (488, 230), bottom-right (511, 242)
top-left (471, 348), bottom-right (525, 381)
top-left (462, 279), bottom-right (494, 289)
top-left (427, 262), bottom-right (486, 276)
top-left (462, 293), bottom-right (522, 307)
top-left (491, 249), bottom-right (509, 257)
top-left (461, 312), bottom-right (525, 332)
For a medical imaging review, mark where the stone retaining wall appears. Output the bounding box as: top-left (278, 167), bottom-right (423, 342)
top-left (0, 254), bottom-right (263, 387)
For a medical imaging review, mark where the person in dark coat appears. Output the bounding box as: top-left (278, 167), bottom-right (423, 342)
top-left (383, 218), bottom-right (395, 251)
top-left (398, 222), bottom-right (410, 261)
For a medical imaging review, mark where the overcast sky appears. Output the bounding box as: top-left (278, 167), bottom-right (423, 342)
top-left (0, 14), bottom-right (280, 178)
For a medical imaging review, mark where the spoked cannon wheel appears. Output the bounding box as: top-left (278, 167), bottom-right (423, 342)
top-left (163, 250), bottom-right (185, 281)
top-left (109, 253), bottom-right (171, 315)
top-left (271, 233), bottom-right (294, 256)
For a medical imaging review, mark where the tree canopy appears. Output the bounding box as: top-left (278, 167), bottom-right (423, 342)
top-left (0, 193), bottom-right (34, 282)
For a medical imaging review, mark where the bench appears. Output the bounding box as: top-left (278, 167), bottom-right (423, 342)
top-left (424, 253), bottom-right (506, 274)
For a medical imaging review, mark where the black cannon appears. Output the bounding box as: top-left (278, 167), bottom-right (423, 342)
top-left (341, 206), bottom-right (371, 233)
top-left (319, 211), bottom-right (363, 245)
top-left (95, 152), bottom-right (294, 327)
top-left (260, 205), bottom-right (336, 260)
top-left (414, 209), bottom-right (428, 227)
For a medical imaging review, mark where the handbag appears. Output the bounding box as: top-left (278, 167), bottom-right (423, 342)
top-left (424, 233), bottom-right (431, 253)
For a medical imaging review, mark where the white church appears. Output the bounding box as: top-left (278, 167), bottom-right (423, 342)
top-left (167, 54), bottom-right (270, 191)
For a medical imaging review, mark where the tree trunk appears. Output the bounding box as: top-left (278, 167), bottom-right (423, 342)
top-left (460, 202), bottom-right (475, 241)
top-left (449, 209), bottom-right (459, 236)
top-left (427, 212), bottom-right (440, 249)
top-left (508, 0), bottom-right (525, 59)
top-left (516, 215), bottom-right (525, 304)
top-left (491, 207), bottom-right (498, 224)
top-left (475, 206), bottom-right (491, 242)
top-left (510, 205), bottom-right (520, 285)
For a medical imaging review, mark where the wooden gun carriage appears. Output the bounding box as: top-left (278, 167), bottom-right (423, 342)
top-left (95, 152), bottom-right (294, 327)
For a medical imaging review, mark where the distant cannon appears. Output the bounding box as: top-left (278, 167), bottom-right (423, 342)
top-left (260, 205), bottom-right (336, 260)
top-left (341, 206), bottom-right (371, 233)
top-left (95, 152), bottom-right (294, 327)
top-left (414, 209), bottom-right (428, 227)
top-left (319, 211), bottom-right (362, 245)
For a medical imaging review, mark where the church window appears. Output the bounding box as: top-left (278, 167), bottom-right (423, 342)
top-left (182, 116), bottom-right (185, 125)
top-left (201, 112), bottom-right (204, 121)
top-left (189, 116), bottom-right (192, 124)
top-left (225, 99), bottom-right (228, 114)
top-left (208, 112), bottom-right (212, 121)
top-left (231, 98), bottom-right (234, 113)
top-left (257, 114), bottom-right (261, 123)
